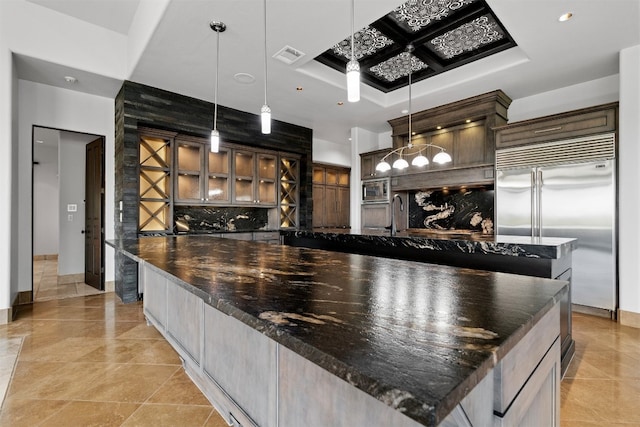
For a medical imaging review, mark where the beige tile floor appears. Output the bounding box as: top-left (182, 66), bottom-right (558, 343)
top-left (33, 258), bottom-right (103, 302)
top-left (0, 292), bottom-right (638, 426)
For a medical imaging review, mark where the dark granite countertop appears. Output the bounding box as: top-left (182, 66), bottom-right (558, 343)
top-left (110, 235), bottom-right (568, 426)
top-left (282, 229), bottom-right (577, 260)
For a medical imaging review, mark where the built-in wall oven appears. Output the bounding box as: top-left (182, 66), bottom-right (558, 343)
top-left (362, 178), bottom-right (389, 203)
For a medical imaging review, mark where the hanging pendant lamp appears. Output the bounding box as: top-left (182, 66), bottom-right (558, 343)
top-left (260, 0), bottom-right (271, 134)
top-left (210, 21), bottom-right (226, 153)
top-left (347, 0), bottom-right (360, 102)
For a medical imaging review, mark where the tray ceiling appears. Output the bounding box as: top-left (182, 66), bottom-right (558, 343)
top-left (315, 0), bottom-right (516, 93)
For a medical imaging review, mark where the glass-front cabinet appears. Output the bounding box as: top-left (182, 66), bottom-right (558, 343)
top-left (233, 150), bottom-right (277, 206)
top-left (175, 137), bottom-right (231, 204)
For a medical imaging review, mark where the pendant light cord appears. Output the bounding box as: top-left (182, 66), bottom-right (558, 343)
top-left (214, 28), bottom-right (220, 132)
top-left (408, 51), bottom-right (412, 147)
top-left (350, 0), bottom-right (355, 61)
top-left (263, 0), bottom-right (268, 105)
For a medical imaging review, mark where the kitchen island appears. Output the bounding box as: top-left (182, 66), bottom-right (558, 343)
top-left (282, 228), bottom-right (576, 375)
top-left (111, 235), bottom-right (567, 427)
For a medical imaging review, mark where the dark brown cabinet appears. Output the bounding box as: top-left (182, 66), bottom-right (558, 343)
top-left (360, 150), bottom-right (390, 180)
top-left (494, 103), bottom-right (618, 148)
top-left (312, 164), bottom-right (350, 228)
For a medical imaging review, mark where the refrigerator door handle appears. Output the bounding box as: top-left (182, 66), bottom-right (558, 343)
top-left (536, 169), bottom-right (543, 237)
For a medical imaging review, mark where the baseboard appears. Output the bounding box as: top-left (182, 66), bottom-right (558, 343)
top-left (618, 309), bottom-right (640, 329)
top-left (0, 307), bottom-right (12, 325)
top-left (16, 291), bottom-right (32, 305)
top-left (572, 304), bottom-right (614, 319)
top-left (105, 281), bottom-right (115, 293)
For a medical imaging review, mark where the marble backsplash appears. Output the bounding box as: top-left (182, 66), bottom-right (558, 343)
top-left (174, 206), bottom-right (270, 233)
top-left (408, 187), bottom-right (494, 234)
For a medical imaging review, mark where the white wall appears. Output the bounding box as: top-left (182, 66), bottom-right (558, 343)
top-left (313, 137), bottom-right (351, 166)
top-left (618, 45), bottom-right (640, 318)
top-left (33, 140), bottom-right (60, 256)
top-left (508, 75), bottom-right (619, 123)
top-left (58, 133), bottom-right (91, 275)
top-left (18, 80), bottom-right (115, 293)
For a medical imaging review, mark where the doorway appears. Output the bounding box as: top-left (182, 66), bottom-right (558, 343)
top-left (32, 126), bottom-right (105, 301)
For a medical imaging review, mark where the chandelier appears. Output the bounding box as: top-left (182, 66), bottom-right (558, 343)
top-left (375, 45), bottom-right (452, 172)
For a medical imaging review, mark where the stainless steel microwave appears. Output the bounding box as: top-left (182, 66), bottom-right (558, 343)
top-left (362, 178), bottom-right (389, 203)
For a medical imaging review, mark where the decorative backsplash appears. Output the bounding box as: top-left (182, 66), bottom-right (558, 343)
top-left (174, 206), bottom-right (269, 233)
top-left (408, 187), bottom-right (494, 233)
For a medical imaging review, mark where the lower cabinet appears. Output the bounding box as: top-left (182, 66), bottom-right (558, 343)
top-left (210, 231), bottom-right (280, 244)
top-left (140, 262), bottom-right (561, 427)
top-left (361, 203), bottom-right (390, 231)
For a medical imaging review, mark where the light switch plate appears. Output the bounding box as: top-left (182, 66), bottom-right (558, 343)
top-left (67, 204), bottom-right (77, 212)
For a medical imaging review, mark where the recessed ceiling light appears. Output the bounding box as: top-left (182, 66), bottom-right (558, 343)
top-left (64, 76), bottom-right (77, 83)
top-left (234, 73), bottom-right (255, 84)
top-left (559, 12), bottom-right (573, 22)
top-left (296, 87), bottom-right (303, 91)
top-left (465, 119), bottom-right (471, 123)
top-left (36, 140), bottom-right (44, 144)
top-left (436, 126), bottom-right (442, 130)
top-left (401, 109), bottom-right (408, 114)
top-left (337, 101), bottom-right (344, 106)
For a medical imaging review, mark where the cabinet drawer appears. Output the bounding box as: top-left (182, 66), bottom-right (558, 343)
top-left (253, 231), bottom-right (279, 242)
top-left (496, 106), bottom-right (616, 148)
top-left (493, 303), bottom-right (559, 414)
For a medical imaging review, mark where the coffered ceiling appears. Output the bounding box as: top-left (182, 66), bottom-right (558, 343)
top-left (316, 0), bottom-right (516, 92)
top-left (15, 0), bottom-right (640, 144)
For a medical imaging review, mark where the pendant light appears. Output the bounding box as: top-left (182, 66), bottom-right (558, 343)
top-left (346, 0), bottom-right (360, 102)
top-left (260, 0), bottom-right (271, 134)
top-left (210, 21), bottom-right (226, 153)
top-left (375, 44), bottom-right (452, 172)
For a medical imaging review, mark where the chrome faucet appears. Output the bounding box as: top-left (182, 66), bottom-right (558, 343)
top-left (390, 194), bottom-right (404, 236)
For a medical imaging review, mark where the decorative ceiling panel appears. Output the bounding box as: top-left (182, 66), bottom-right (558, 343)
top-left (314, 0), bottom-right (516, 93)
top-left (369, 52), bottom-right (428, 82)
top-left (428, 15), bottom-right (505, 59)
top-left (391, 0), bottom-right (477, 32)
top-left (332, 26), bottom-right (395, 61)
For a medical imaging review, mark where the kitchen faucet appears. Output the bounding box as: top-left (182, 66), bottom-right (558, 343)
top-left (390, 194), bottom-right (404, 236)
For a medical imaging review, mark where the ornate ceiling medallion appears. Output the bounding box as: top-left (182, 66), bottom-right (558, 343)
top-left (369, 52), bottom-right (428, 82)
top-left (332, 26), bottom-right (395, 60)
top-left (393, 0), bottom-right (476, 32)
top-left (429, 15), bottom-right (504, 59)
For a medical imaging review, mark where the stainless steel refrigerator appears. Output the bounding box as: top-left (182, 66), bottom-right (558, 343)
top-left (496, 133), bottom-right (617, 313)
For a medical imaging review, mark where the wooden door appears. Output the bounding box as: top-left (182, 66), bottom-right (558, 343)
top-left (85, 138), bottom-right (104, 290)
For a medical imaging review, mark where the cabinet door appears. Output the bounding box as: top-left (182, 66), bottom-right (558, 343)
top-left (312, 184), bottom-right (325, 227)
top-left (313, 167), bottom-right (325, 184)
top-left (257, 154), bottom-right (277, 206)
top-left (175, 141), bottom-right (204, 202)
top-left (337, 187), bottom-right (350, 227)
top-left (206, 147), bottom-right (231, 203)
top-left (233, 150), bottom-right (255, 204)
top-left (324, 186), bottom-right (339, 227)
top-left (361, 154), bottom-right (375, 179)
top-left (455, 122), bottom-right (486, 166)
top-left (361, 204), bottom-right (389, 229)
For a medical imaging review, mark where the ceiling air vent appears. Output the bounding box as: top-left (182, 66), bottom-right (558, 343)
top-left (273, 45), bottom-right (305, 65)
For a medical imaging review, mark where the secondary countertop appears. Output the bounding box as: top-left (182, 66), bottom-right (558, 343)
top-left (110, 235), bottom-right (568, 426)
top-left (282, 228), bottom-right (577, 260)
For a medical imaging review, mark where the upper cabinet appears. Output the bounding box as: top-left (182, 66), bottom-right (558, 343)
top-left (494, 103), bottom-right (618, 149)
top-left (383, 90), bottom-right (512, 190)
top-left (233, 150), bottom-right (278, 206)
top-left (361, 150), bottom-right (391, 180)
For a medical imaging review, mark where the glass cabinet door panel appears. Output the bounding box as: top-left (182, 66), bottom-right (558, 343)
top-left (258, 155), bottom-right (277, 180)
top-left (177, 144), bottom-right (201, 172)
top-left (313, 167), bottom-right (325, 184)
top-left (326, 169), bottom-right (338, 185)
top-left (338, 171), bottom-right (350, 186)
top-left (234, 151), bottom-right (254, 177)
top-left (177, 175), bottom-right (201, 200)
top-left (207, 177), bottom-right (229, 201)
top-left (209, 149), bottom-right (229, 175)
top-left (258, 181), bottom-right (276, 204)
top-left (235, 179), bottom-right (253, 202)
